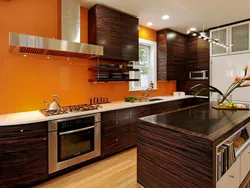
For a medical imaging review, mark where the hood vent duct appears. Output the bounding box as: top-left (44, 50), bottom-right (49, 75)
top-left (9, 0), bottom-right (103, 59)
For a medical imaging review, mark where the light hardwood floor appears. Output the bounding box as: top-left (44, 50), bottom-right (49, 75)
top-left (35, 148), bottom-right (138, 188)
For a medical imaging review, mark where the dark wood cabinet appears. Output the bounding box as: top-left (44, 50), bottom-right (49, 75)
top-left (178, 33), bottom-right (209, 97)
top-left (88, 4), bottom-right (139, 61)
top-left (120, 13), bottom-right (139, 61)
top-left (187, 33), bottom-right (209, 71)
top-left (0, 122), bottom-right (48, 188)
top-left (101, 109), bottom-right (130, 157)
top-left (129, 105), bottom-right (152, 147)
top-left (157, 29), bottom-right (187, 81)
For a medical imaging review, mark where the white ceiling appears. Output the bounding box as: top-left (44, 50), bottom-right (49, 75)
top-left (81, 0), bottom-right (250, 33)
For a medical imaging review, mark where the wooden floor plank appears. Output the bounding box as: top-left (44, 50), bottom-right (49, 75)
top-left (35, 148), bottom-right (137, 188)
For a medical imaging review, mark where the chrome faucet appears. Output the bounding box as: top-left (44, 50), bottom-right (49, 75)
top-left (140, 82), bottom-right (154, 101)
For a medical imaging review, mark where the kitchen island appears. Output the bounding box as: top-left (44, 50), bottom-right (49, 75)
top-left (137, 103), bottom-right (250, 188)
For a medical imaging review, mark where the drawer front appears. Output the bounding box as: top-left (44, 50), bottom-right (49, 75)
top-left (101, 133), bottom-right (130, 157)
top-left (0, 122), bottom-right (48, 188)
top-left (102, 117), bottom-right (130, 135)
top-left (102, 108), bottom-right (130, 122)
top-left (0, 122), bottom-right (47, 138)
top-left (217, 158), bottom-right (240, 188)
top-left (130, 106), bottom-right (152, 123)
top-left (240, 145), bottom-right (250, 183)
top-left (149, 103), bottom-right (168, 115)
top-left (0, 122), bottom-right (48, 153)
top-left (101, 126), bottom-right (130, 158)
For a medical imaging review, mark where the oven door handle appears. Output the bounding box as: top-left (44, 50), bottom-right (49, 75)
top-left (59, 126), bottom-right (95, 136)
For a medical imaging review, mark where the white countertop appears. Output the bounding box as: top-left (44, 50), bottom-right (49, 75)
top-left (0, 95), bottom-right (207, 126)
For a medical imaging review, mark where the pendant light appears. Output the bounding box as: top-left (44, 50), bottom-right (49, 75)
top-left (186, 0), bottom-right (229, 49)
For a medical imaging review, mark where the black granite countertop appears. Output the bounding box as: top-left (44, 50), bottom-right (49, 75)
top-left (139, 102), bottom-right (250, 143)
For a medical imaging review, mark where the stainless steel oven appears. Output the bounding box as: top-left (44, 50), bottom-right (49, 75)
top-left (189, 70), bottom-right (208, 80)
top-left (48, 113), bottom-right (101, 174)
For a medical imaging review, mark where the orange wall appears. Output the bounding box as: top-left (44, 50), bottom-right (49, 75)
top-left (139, 26), bottom-right (157, 42)
top-left (0, 0), bottom-right (176, 114)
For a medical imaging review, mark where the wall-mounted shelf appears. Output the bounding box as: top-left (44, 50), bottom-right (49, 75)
top-left (88, 67), bottom-right (139, 72)
top-left (88, 79), bottom-right (139, 83)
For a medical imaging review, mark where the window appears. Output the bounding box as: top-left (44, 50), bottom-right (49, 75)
top-left (129, 38), bottom-right (157, 91)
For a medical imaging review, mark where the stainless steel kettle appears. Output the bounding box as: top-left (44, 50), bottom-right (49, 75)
top-left (43, 95), bottom-right (61, 110)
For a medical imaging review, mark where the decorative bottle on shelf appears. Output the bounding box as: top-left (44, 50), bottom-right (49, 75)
top-left (149, 81), bottom-right (154, 90)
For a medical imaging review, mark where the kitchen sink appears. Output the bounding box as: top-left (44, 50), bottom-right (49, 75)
top-left (149, 98), bottom-right (163, 102)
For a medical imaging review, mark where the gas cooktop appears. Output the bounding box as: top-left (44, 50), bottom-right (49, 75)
top-left (40, 104), bottom-right (101, 116)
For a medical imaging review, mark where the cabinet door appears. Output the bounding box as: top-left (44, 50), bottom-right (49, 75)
top-left (230, 22), bottom-right (250, 54)
top-left (120, 13), bottom-right (139, 61)
top-left (167, 30), bottom-right (186, 80)
top-left (210, 27), bottom-right (229, 56)
top-left (217, 158), bottom-right (240, 188)
top-left (101, 114), bottom-right (130, 158)
top-left (95, 5), bottom-right (121, 60)
top-left (157, 30), bottom-right (167, 81)
top-left (0, 122), bottom-right (48, 188)
top-left (240, 145), bottom-right (250, 183)
top-left (130, 106), bottom-right (152, 147)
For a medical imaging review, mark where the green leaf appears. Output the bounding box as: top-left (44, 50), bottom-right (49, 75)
top-left (189, 84), bottom-right (207, 91)
top-left (194, 88), bottom-right (219, 97)
top-left (207, 85), bottom-right (224, 96)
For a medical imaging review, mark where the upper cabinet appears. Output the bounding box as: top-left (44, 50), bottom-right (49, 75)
top-left (210, 27), bottom-right (228, 56)
top-left (210, 21), bottom-right (250, 56)
top-left (230, 22), bottom-right (250, 53)
top-left (157, 29), bottom-right (187, 81)
top-left (88, 5), bottom-right (139, 61)
top-left (187, 32), bottom-right (209, 71)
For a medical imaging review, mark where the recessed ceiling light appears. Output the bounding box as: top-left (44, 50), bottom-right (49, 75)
top-left (147, 22), bottom-right (153, 26)
top-left (190, 28), bottom-right (196, 31)
top-left (162, 15), bottom-right (170, 20)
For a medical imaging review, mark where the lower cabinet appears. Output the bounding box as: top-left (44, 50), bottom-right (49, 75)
top-left (217, 145), bottom-right (250, 188)
top-left (101, 109), bottom-right (130, 158)
top-left (240, 145), bottom-right (250, 183)
top-left (130, 105), bottom-right (152, 147)
top-left (0, 122), bottom-right (48, 188)
top-left (217, 158), bottom-right (240, 188)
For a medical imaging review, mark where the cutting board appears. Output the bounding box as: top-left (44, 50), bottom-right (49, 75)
top-left (212, 105), bottom-right (249, 110)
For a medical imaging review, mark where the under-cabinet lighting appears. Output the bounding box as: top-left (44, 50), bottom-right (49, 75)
top-left (186, 29), bottom-right (230, 48)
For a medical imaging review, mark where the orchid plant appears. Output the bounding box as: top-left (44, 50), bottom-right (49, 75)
top-left (190, 66), bottom-right (250, 104)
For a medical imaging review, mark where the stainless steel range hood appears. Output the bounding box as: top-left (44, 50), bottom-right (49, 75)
top-left (9, 0), bottom-right (103, 59)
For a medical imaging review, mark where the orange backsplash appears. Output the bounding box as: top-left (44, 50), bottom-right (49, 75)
top-left (0, 0), bottom-right (176, 114)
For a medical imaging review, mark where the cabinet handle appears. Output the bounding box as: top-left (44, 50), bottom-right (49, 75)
top-left (43, 138), bottom-right (47, 141)
top-left (116, 121), bottom-right (118, 124)
top-left (229, 175), bottom-right (235, 179)
top-left (141, 108), bottom-right (143, 111)
top-left (115, 139), bottom-right (119, 142)
top-left (20, 130), bottom-right (24, 132)
top-left (115, 113), bottom-right (118, 115)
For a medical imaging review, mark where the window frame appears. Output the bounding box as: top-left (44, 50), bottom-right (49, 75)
top-left (129, 38), bottom-right (157, 91)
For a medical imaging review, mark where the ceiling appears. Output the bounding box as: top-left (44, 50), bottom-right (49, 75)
top-left (81, 0), bottom-right (250, 33)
